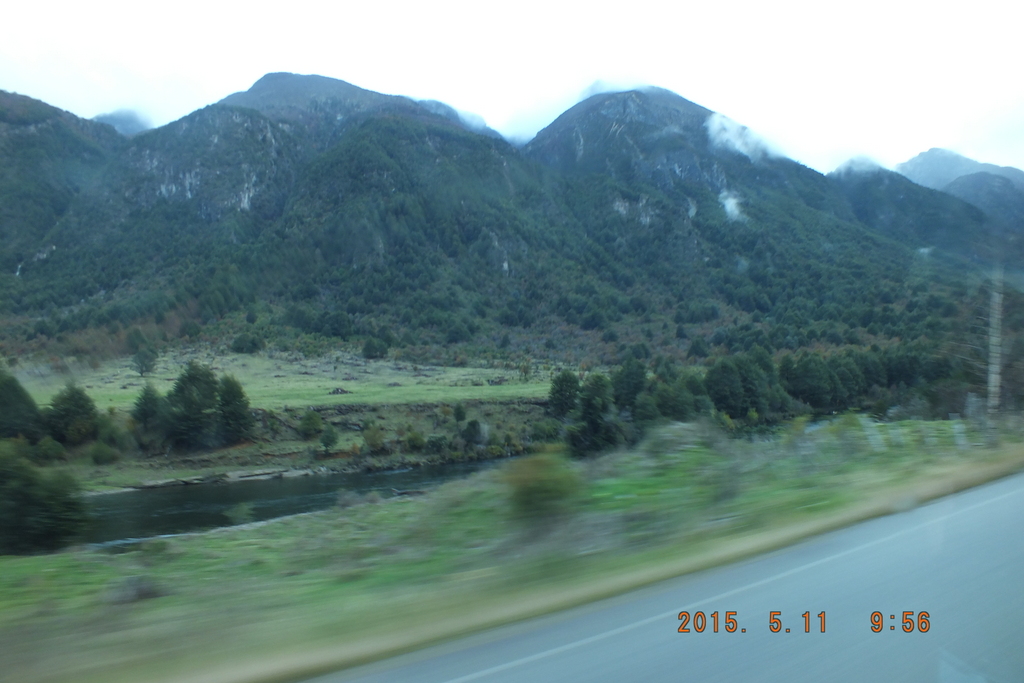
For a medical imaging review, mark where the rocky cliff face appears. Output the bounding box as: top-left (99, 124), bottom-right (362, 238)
top-left (121, 105), bottom-right (302, 222)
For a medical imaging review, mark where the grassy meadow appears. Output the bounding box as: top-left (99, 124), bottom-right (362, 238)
top-left (13, 348), bottom-right (550, 411)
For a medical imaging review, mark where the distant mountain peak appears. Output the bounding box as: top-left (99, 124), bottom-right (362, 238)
top-left (217, 72), bottom-right (499, 146)
top-left (896, 148), bottom-right (1024, 191)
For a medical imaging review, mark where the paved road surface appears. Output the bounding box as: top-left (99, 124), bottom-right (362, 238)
top-left (310, 471), bottom-right (1024, 683)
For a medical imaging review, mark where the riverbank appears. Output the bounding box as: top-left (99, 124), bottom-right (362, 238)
top-left (57, 396), bottom-right (549, 494)
top-left (3, 418), bottom-right (1022, 683)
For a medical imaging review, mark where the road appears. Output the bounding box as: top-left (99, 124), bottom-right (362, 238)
top-left (310, 471), bottom-right (1024, 683)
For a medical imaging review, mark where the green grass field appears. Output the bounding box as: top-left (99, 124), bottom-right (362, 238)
top-left (14, 349), bottom-right (551, 411)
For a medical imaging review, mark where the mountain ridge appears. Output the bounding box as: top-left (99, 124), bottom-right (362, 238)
top-left (0, 74), bottom-right (1010, 394)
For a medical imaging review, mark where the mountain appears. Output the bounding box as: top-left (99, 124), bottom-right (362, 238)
top-left (828, 163), bottom-right (998, 261)
top-left (896, 148), bottom-right (1024, 192)
top-left (893, 149), bottom-right (1024, 254)
top-left (0, 77), bottom-right (1002, 379)
top-left (0, 90), bottom-right (124, 274)
top-left (218, 73), bottom-right (498, 151)
top-left (942, 172), bottom-right (1024, 233)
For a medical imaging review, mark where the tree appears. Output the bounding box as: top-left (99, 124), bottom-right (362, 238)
top-left (567, 373), bottom-right (619, 456)
top-left (298, 410), bottom-right (323, 439)
top-left (548, 369), bottom-right (580, 419)
top-left (45, 384), bottom-right (98, 445)
top-left (704, 359), bottom-right (746, 419)
top-left (320, 424), bottom-right (338, 455)
top-left (362, 337), bottom-right (389, 359)
top-left (453, 403), bottom-right (466, 423)
top-left (131, 383), bottom-right (164, 432)
top-left (688, 337), bottom-right (710, 358)
top-left (164, 361), bottom-right (219, 448)
top-left (217, 375), bottom-right (254, 445)
top-left (781, 354), bottom-right (836, 411)
top-left (654, 378), bottom-right (695, 421)
top-left (132, 347), bottom-right (157, 376)
top-left (0, 370), bottom-right (42, 440)
top-left (612, 358), bottom-right (647, 412)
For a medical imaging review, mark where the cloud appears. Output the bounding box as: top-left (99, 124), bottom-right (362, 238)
top-left (705, 112), bottom-right (777, 162)
top-left (92, 109), bottom-right (152, 136)
top-left (831, 156), bottom-right (886, 175)
top-left (719, 190), bottom-right (746, 221)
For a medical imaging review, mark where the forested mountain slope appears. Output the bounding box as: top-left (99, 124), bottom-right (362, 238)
top-left (0, 75), bottom-right (1011, 378)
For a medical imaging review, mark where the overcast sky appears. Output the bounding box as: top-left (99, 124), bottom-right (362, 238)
top-left (2, 0), bottom-right (1020, 174)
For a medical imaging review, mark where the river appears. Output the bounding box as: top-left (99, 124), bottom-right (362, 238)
top-left (85, 460), bottom-right (502, 545)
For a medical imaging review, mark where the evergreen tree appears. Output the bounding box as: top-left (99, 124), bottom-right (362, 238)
top-left (705, 359), bottom-right (746, 419)
top-left (131, 383), bottom-right (164, 432)
top-left (45, 384), bottom-right (98, 445)
top-left (612, 357), bottom-right (647, 413)
top-left (567, 373), bottom-right (619, 456)
top-left (165, 361), bottom-right (219, 448)
top-left (0, 370), bottom-right (42, 441)
top-left (217, 375), bottom-right (254, 445)
top-left (688, 337), bottom-right (710, 358)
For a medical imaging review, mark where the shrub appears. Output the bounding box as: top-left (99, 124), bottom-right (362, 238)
top-left (462, 419), bottom-right (483, 444)
top-left (231, 332), bottom-right (264, 354)
top-left (33, 436), bottom-right (67, 464)
top-left (89, 442), bottom-right (120, 465)
top-left (0, 447), bottom-right (87, 554)
top-left (504, 452), bottom-right (581, 520)
top-left (405, 430), bottom-right (426, 451)
top-left (298, 410), bottom-right (323, 439)
top-left (96, 413), bottom-right (132, 451)
top-left (530, 418), bottom-right (562, 442)
top-left (362, 337), bottom-right (389, 359)
top-left (362, 420), bottom-right (385, 453)
top-left (425, 434), bottom-right (448, 453)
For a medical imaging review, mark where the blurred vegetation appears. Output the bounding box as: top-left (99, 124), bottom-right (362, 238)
top-left (0, 441), bottom-right (87, 554)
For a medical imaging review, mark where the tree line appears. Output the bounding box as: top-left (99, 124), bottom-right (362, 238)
top-left (0, 362), bottom-right (254, 553)
top-left (546, 343), bottom-right (958, 456)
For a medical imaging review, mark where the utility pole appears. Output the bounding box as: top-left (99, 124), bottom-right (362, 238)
top-left (987, 263), bottom-right (1003, 442)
